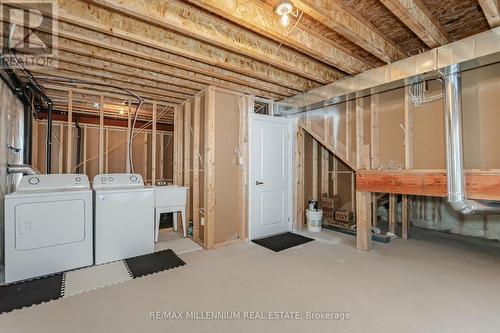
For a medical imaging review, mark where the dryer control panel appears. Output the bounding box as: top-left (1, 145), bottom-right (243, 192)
top-left (17, 174), bottom-right (90, 193)
top-left (92, 173), bottom-right (144, 190)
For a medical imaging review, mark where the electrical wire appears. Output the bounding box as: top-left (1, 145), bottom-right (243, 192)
top-left (72, 106), bottom-right (172, 171)
top-left (33, 75), bottom-right (144, 173)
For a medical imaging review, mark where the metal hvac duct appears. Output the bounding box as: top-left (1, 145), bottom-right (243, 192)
top-left (443, 64), bottom-right (500, 215)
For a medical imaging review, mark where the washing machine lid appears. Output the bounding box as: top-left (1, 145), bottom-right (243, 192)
top-left (15, 174), bottom-right (90, 193)
top-left (93, 173), bottom-right (144, 190)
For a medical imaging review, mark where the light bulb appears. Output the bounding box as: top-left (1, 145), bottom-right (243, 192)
top-left (119, 107), bottom-right (124, 115)
top-left (280, 14), bottom-right (289, 27)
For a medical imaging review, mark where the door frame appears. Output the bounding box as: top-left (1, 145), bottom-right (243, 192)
top-left (248, 113), bottom-right (293, 240)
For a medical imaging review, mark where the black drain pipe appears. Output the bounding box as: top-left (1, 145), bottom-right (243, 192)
top-left (46, 100), bottom-right (53, 173)
top-left (75, 116), bottom-right (82, 173)
top-left (23, 86), bottom-right (33, 165)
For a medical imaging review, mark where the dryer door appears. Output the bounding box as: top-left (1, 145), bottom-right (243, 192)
top-left (15, 199), bottom-right (86, 250)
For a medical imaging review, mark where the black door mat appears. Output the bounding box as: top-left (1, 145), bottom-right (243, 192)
top-left (0, 250), bottom-right (186, 315)
top-left (0, 273), bottom-right (63, 315)
top-left (252, 232), bottom-right (314, 252)
top-left (124, 249), bottom-right (186, 278)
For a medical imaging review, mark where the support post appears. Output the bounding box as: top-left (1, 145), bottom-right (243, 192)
top-left (389, 193), bottom-right (397, 233)
top-left (192, 96), bottom-right (201, 241)
top-left (356, 191), bottom-right (372, 251)
top-left (295, 126), bottom-right (305, 231)
top-left (152, 101), bottom-right (157, 185)
top-left (98, 95), bottom-right (104, 174)
top-left (204, 87), bottom-right (216, 249)
top-left (66, 90), bottom-right (73, 172)
top-left (58, 123), bottom-right (64, 173)
top-left (370, 93), bottom-right (380, 169)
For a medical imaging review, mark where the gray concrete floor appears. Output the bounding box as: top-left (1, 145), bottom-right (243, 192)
top-left (1, 228), bottom-right (499, 333)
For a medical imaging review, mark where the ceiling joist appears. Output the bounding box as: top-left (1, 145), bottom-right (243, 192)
top-left (184, 0), bottom-right (372, 74)
top-left (292, 0), bottom-right (407, 63)
top-left (479, 0), bottom-right (500, 28)
top-left (379, 0), bottom-right (450, 48)
top-left (63, 0), bottom-right (342, 83)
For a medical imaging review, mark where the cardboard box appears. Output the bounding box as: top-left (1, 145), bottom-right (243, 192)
top-left (321, 195), bottom-right (339, 210)
top-left (323, 210), bottom-right (334, 219)
top-left (335, 210), bottom-right (353, 223)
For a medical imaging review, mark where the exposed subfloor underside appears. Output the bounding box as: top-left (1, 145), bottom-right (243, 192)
top-left (1, 229), bottom-right (499, 333)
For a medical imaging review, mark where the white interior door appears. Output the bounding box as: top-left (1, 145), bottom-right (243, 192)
top-left (250, 115), bottom-right (291, 239)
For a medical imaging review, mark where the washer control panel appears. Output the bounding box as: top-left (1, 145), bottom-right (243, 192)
top-left (17, 174), bottom-right (90, 192)
top-left (92, 173), bottom-right (144, 190)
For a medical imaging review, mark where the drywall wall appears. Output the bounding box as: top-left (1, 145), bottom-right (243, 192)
top-left (213, 90), bottom-right (241, 244)
top-left (463, 62), bottom-right (500, 169)
top-left (412, 80), bottom-right (446, 169)
top-left (378, 87), bottom-right (405, 169)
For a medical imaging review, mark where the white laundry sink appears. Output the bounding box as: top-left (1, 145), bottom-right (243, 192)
top-left (154, 185), bottom-right (188, 208)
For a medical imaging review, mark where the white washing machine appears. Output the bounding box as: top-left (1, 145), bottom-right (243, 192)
top-left (4, 174), bottom-right (93, 283)
top-left (93, 173), bottom-right (154, 265)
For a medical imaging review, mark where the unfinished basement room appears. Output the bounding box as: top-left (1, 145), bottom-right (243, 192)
top-left (1, 0), bottom-right (500, 332)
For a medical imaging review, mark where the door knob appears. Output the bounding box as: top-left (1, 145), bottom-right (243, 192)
top-left (255, 181), bottom-right (264, 185)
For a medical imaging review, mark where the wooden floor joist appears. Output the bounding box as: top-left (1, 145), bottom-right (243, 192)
top-left (185, 0), bottom-right (372, 74)
top-left (83, 0), bottom-right (342, 83)
top-left (379, 0), bottom-right (450, 48)
top-left (293, 0), bottom-right (407, 63)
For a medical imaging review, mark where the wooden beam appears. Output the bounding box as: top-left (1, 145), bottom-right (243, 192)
top-left (370, 93), bottom-right (380, 169)
top-left (183, 101), bottom-right (192, 228)
top-left (82, 125), bottom-right (87, 174)
top-left (50, 35), bottom-right (293, 99)
top-left (404, 86), bottom-right (414, 169)
top-left (293, 0), bottom-right (407, 63)
top-left (295, 127), bottom-right (305, 231)
top-left (66, 90), bottom-right (73, 172)
top-left (4, 5), bottom-right (313, 96)
top-left (98, 95), bottom-right (104, 174)
top-left (27, 68), bottom-right (185, 104)
top-left (379, 0), bottom-right (450, 48)
top-left (355, 98), bottom-right (365, 170)
top-left (356, 170), bottom-right (500, 201)
top-left (32, 118), bottom-right (39, 170)
top-left (204, 87), bottom-right (216, 249)
top-left (479, 0), bottom-right (500, 28)
top-left (105, 127), bottom-right (109, 173)
top-left (321, 147), bottom-right (329, 196)
top-left (84, 0), bottom-right (342, 83)
top-left (388, 193), bottom-right (397, 234)
top-left (402, 195), bottom-right (409, 240)
top-left (356, 191), bottom-right (372, 251)
top-left (151, 102), bottom-right (157, 185)
top-left (58, 124), bottom-right (64, 173)
top-left (238, 96), bottom-right (250, 241)
top-left (346, 101), bottom-right (353, 163)
top-left (185, 0), bottom-right (372, 74)
top-left (192, 96), bottom-right (201, 242)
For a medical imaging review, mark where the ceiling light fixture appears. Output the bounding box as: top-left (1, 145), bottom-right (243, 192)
top-left (280, 14), bottom-right (290, 27)
top-left (275, 0), bottom-right (293, 16)
top-left (275, 0), bottom-right (299, 28)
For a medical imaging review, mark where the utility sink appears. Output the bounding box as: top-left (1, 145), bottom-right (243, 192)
top-left (154, 185), bottom-right (188, 208)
